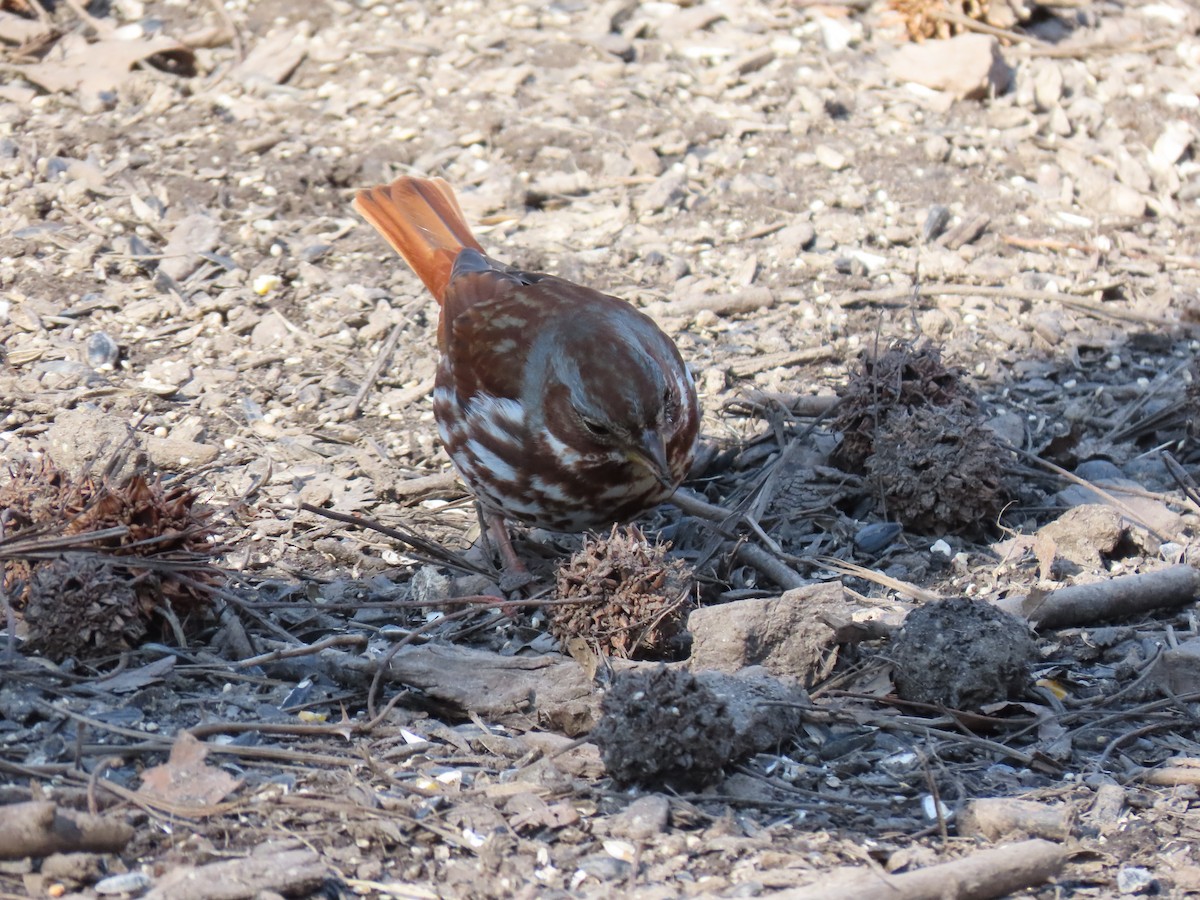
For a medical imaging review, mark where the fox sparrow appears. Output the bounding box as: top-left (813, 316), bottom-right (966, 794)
top-left (353, 176), bottom-right (699, 547)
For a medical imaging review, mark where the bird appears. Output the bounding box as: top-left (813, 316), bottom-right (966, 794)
top-left (353, 176), bottom-right (699, 569)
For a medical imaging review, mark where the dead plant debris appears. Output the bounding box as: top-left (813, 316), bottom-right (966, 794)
top-left (1, 458), bottom-right (220, 659)
top-left (886, 0), bottom-right (1031, 41)
top-left (551, 525), bottom-right (693, 660)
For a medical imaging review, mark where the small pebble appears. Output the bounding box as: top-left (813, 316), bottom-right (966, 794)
top-left (1033, 62), bottom-right (1064, 111)
top-left (85, 331), bottom-right (121, 369)
top-left (855, 522), bottom-right (902, 554)
top-left (1150, 120), bottom-right (1192, 171)
top-left (609, 794), bottom-right (670, 841)
top-left (815, 144), bottom-right (848, 171)
top-left (253, 273), bottom-right (282, 295)
top-left (922, 205), bottom-right (951, 243)
top-left (923, 135), bottom-right (950, 162)
top-left (1116, 866), bottom-right (1156, 894)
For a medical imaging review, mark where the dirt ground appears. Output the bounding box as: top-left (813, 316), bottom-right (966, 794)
top-left (3, 0), bottom-right (1200, 896)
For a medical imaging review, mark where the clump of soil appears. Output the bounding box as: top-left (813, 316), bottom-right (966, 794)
top-left (833, 343), bottom-right (1014, 534)
top-left (592, 666), bottom-right (734, 789)
top-left (890, 597), bottom-right (1037, 709)
top-left (552, 526), bottom-right (693, 660)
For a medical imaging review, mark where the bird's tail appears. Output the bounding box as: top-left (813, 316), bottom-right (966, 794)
top-left (353, 176), bottom-right (485, 304)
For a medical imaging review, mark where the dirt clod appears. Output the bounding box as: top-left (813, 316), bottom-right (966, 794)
top-left (890, 597), bottom-right (1036, 709)
top-left (592, 666), bottom-right (734, 790)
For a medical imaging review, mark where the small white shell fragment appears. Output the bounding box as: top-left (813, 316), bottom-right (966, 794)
top-left (96, 872), bottom-right (153, 894)
top-left (603, 839), bottom-right (637, 863)
top-left (923, 794), bottom-right (953, 821)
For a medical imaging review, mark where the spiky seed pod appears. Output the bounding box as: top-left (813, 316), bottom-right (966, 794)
top-left (833, 342), bottom-right (976, 471)
top-left (1, 458), bottom-right (220, 659)
top-left (887, 0), bottom-right (991, 41)
top-left (866, 401), bottom-right (1013, 535)
top-left (552, 525), bottom-right (693, 661)
top-left (23, 555), bottom-right (146, 658)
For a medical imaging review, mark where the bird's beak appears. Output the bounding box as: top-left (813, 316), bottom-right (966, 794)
top-left (629, 428), bottom-right (675, 490)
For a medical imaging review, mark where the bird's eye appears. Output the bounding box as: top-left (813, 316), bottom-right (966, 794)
top-left (581, 418), bottom-right (611, 437)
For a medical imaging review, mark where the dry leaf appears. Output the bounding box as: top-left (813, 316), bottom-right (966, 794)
top-left (17, 31), bottom-right (195, 94)
top-left (138, 732), bottom-right (242, 808)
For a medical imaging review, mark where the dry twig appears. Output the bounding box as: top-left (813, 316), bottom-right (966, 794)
top-left (777, 839), bottom-right (1067, 900)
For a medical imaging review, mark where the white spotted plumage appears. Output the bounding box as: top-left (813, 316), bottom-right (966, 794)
top-left (358, 176), bottom-right (700, 535)
top-left (433, 373), bottom-right (676, 531)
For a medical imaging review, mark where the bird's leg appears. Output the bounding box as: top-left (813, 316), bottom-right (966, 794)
top-left (478, 507), bottom-right (534, 593)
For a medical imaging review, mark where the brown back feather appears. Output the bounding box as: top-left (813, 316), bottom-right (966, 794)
top-left (353, 176), bottom-right (485, 304)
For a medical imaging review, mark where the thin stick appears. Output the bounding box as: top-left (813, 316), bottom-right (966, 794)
top-left (299, 502), bottom-right (486, 575)
top-left (236, 633), bottom-right (368, 668)
top-left (345, 322), bottom-right (406, 420)
top-left (1003, 442), bottom-right (1177, 543)
top-left (927, 7), bottom-right (1046, 44)
top-left (847, 283), bottom-right (1190, 330)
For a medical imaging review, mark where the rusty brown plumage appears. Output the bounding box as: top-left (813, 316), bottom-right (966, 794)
top-left (353, 175), bottom-right (700, 560)
top-left (353, 176), bottom-right (483, 303)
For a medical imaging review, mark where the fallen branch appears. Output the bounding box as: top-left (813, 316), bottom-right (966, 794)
top-left (0, 800), bottom-right (133, 859)
top-left (996, 564), bottom-right (1200, 630)
top-left (306, 643), bottom-right (642, 736)
top-left (389, 470), bottom-right (462, 502)
top-left (959, 798), bottom-right (1072, 841)
top-left (734, 542), bottom-right (808, 590)
top-left (723, 391), bottom-right (839, 420)
top-left (776, 839), bottom-right (1067, 900)
top-left (144, 846), bottom-right (325, 900)
top-left (1141, 758), bottom-right (1200, 787)
top-left (729, 346), bottom-right (833, 377)
top-left (300, 641), bottom-right (808, 757)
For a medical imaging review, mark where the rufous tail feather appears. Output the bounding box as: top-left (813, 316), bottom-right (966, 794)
top-left (353, 176), bottom-right (485, 304)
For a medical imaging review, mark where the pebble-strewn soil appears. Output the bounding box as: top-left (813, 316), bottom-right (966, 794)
top-left (3, 0), bottom-right (1200, 896)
